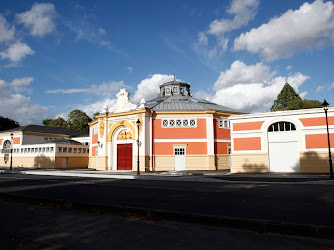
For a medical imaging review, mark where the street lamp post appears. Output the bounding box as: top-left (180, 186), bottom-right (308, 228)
top-left (136, 119), bottom-right (141, 175)
top-left (10, 133), bottom-right (13, 170)
top-left (322, 100), bottom-right (333, 179)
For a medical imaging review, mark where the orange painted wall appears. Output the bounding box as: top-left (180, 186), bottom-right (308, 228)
top-left (214, 142), bottom-right (229, 154)
top-left (233, 121), bottom-right (264, 131)
top-left (234, 137), bottom-right (261, 151)
top-left (0, 139), bottom-right (2, 145)
top-left (153, 119), bottom-right (207, 139)
top-left (213, 119), bottom-right (230, 139)
top-left (13, 137), bottom-right (20, 144)
top-left (154, 142), bottom-right (207, 155)
top-left (300, 117), bottom-right (334, 127)
top-left (92, 129), bottom-right (98, 144)
top-left (305, 134), bottom-right (334, 149)
top-left (91, 146), bottom-right (97, 156)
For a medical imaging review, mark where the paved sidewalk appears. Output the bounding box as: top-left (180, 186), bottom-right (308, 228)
top-left (1, 167), bottom-right (333, 184)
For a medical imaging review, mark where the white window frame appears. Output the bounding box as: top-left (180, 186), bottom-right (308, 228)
top-left (219, 118), bottom-right (230, 129)
top-left (161, 118), bottom-right (197, 128)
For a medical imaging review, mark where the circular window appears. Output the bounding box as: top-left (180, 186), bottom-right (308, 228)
top-left (3, 140), bottom-right (11, 149)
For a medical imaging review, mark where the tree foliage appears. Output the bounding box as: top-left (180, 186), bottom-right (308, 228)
top-left (67, 109), bottom-right (92, 131)
top-left (43, 109), bottom-right (92, 131)
top-left (0, 116), bottom-right (20, 131)
top-left (271, 83), bottom-right (323, 111)
top-left (43, 117), bottom-right (68, 128)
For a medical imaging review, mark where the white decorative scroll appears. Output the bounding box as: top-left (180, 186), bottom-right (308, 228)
top-left (109, 89), bottom-right (137, 113)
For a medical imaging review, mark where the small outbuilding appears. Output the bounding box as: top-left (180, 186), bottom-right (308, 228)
top-left (229, 108), bottom-right (334, 173)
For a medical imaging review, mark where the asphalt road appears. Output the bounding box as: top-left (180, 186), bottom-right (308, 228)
top-left (0, 173), bottom-right (334, 228)
top-left (2, 199), bottom-right (334, 250)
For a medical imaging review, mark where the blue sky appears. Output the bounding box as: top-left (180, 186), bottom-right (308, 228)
top-left (1, 0), bottom-right (334, 125)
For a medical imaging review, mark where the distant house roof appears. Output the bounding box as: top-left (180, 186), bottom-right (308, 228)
top-left (47, 138), bottom-right (83, 144)
top-left (1, 125), bottom-right (88, 137)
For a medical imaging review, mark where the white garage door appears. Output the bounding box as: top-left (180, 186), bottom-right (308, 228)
top-left (268, 121), bottom-right (300, 172)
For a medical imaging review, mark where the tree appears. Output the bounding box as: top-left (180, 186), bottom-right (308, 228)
top-left (43, 117), bottom-right (68, 128)
top-left (302, 99), bottom-right (323, 109)
top-left (67, 109), bottom-right (92, 131)
top-left (271, 83), bottom-right (303, 111)
top-left (93, 112), bottom-right (100, 120)
top-left (271, 83), bottom-right (323, 111)
top-left (0, 116), bottom-right (20, 131)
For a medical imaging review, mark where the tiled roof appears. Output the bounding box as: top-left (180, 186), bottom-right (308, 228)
top-left (1, 125), bottom-right (88, 137)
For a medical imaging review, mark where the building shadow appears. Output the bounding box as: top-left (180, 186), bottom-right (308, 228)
top-left (34, 155), bottom-right (55, 169)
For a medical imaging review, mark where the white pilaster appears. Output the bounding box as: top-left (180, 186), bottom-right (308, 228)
top-left (206, 116), bottom-right (214, 155)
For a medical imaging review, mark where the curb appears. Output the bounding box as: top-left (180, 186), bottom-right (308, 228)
top-left (1, 170), bottom-right (334, 184)
top-left (0, 170), bottom-right (224, 183)
top-left (0, 192), bottom-right (333, 240)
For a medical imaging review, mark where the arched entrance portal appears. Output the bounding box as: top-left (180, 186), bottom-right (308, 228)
top-left (267, 121), bottom-right (300, 172)
top-left (112, 127), bottom-right (134, 171)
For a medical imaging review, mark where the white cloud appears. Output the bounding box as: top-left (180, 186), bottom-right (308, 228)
top-left (213, 60), bottom-right (275, 90)
top-left (76, 98), bottom-right (117, 118)
top-left (207, 0), bottom-right (259, 36)
top-left (197, 0), bottom-right (259, 56)
top-left (0, 77), bottom-right (50, 125)
top-left (0, 41), bottom-right (35, 62)
top-left (46, 81), bottom-right (126, 97)
top-left (300, 91), bottom-right (308, 99)
top-left (234, 0), bottom-right (334, 61)
top-left (127, 66), bottom-right (133, 72)
top-left (16, 2), bottom-right (56, 37)
top-left (132, 74), bottom-right (175, 103)
top-left (198, 32), bottom-right (208, 46)
top-left (0, 14), bottom-right (15, 43)
top-left (195, 60), bottom-right (309, 112)
top-left (98, 27), bottom-right (106, 35)
top-left (316, 85), bottom-right (326, 92)
top-left (328, 82), bottom-right (334, 89)
top-left (286, 66), bottom-right (292, 70)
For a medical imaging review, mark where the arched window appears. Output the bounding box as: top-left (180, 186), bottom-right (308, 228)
top-left (268, 121), bottom-right (296, 132)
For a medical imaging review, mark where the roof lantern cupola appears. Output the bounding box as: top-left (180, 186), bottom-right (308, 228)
top-left (159, 79), bottom-right (191, 98)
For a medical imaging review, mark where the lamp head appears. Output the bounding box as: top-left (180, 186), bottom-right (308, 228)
top-left (322, 99), bottom-right (329, 110)
top-left (136, 119), bottom-right (141, 126)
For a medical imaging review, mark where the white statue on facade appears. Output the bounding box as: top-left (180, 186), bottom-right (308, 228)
top-left (109, 89), bottom-right (137, 113)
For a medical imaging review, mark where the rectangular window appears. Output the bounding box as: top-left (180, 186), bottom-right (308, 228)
top-left (162, 119), bottom-right (168, 127)
top-left (73, 148), bottom-right (77, 153)
top-left (42, 148), bottom-right (46, 152)
top-left (58, 147), bottom-right (62, 153)
top-left (50, 147), bottom-right (54, 153)
top-left (162, 118), bottom-right (197, 127)
top-left (78, 148), bottom-right (82, 153)
top-left (46, 147), bottom-right (49, 153)
top-left (83, 148), bottom-right (86, 153)
top-left (190, 119), bottom-right (196, 126)
top-left (31, 148), bottom-right (34, 153)
top-left (68, 148), bottom-right (72, 153)
top-left (219, 118), bottom-right (230, 128)
top-left (63, 147), bottom-right (67, 153)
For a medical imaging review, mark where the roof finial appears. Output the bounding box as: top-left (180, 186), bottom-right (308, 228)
top-left (173, 68), bottom-right (176, 81)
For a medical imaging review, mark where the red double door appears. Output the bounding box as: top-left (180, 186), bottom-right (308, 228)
top-left (117, 143), bottom-right (133, 170)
